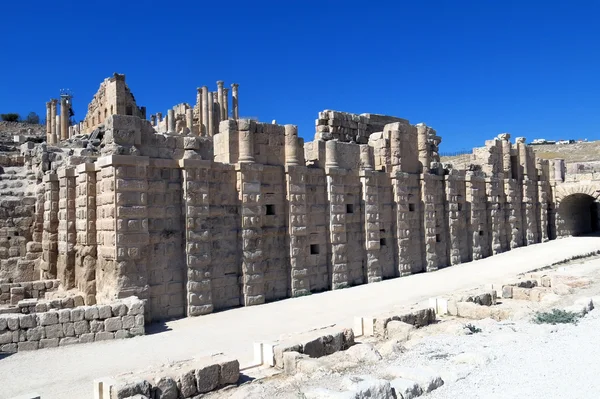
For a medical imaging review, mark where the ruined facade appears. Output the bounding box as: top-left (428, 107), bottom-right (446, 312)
top-left (81, 73), bottom-right (146, 134)
top-left (1, 75), bottom-right (597, 329)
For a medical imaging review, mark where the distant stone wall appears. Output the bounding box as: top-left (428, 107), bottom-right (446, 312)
top-left (315, 110), bottom-right (409, 144)
top-left (0, 296), bottom-right (144, 353)
top-left (0, 279), bottom-right (59, 305)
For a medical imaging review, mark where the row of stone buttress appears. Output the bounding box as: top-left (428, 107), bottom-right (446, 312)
top-left (465, 173), bottom-right (489, 260)
top-left (181, 160), bottom-right (214, 316)
top-left (75, 163), bottom-right (97, 305)
top-left (504, 178), bottom-right (523, 249)
top-left (286, 165), bottom-right (310, 296)
top-left (57, 168), bottom-right (76, 289)
top-left (445, 173), bottom-right (469, 265)
top-left (537, 180), bottom-right (551, 242)
top-left (392, 171), bottom-right (422, 275)
top-left (95, 160), bottom-right (116, 304)
top-left (522, 179), bottom-right (540, 245)
top-left (486, 178), bottom-right (508, 255)
top-left (421, 173), bottom-right (448, 271)
top-left (238, 162), bottom-right (266, 304)
top-left (41, 173), bottom-right (59, 279)
top-left (359, 145), bottom-right (383, 283)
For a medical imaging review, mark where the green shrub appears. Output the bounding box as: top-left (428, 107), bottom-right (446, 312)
top-left (464, 323), bottom-right (482, 334)
top-left (533, 309), bottom-right (581, 325)
top-left (1, 113), bottom-right (20, 122)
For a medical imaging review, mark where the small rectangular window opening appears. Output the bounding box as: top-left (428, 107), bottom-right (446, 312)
top-left (436, 234), bottom-right (441, 243)
top-left (457, 203), bottom-right (462, 211)
top-left (266, 204), bottom-right (276, 216)
top-left (346, 204), bottom-right (354, 214)
top-left (479, 230), bottom-right (484, 236)
top-left (409, 203), bottom-right (415, 212)
top-left (380, 238), bottom-right (387, 246)
top-left (310, 244), bottom-right (320, 255)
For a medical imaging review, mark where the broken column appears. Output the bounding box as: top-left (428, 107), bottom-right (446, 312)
top-left (238, 119), bottom-right (255, 163)
top-left (45, 101), bottom-right (51, 143)
top-left (185, 108), bottom-right (193, 134)
top-left (223, 88), bottom-right (229, 120)
top-left (201, 86), bottom-right (209, 136)
top-left (60, 97), bottom-right (69, 141)
top-left (231, 83), bottom-right (239, 119)
top-left (50, 99), bottom-right (58, 143)
top-left (417, 123), bottom-right (430, 173)
top-left (167, 109), bottom-right (175, 133)
top-left (208, 92), bottom-right (215, 137)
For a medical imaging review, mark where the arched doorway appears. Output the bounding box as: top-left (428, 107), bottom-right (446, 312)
top-left (556, 193), bottom-right (600, 236)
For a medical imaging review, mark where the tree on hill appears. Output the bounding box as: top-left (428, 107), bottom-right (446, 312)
top-left (25, 112), bottom-right (40, 124)
top-left (0, 113), bottom-right (20, 122)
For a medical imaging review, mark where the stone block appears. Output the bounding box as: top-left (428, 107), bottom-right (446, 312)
top-left (274, 342), bottom-right (302, 369)
top-left (59, 337), bottom-right (80, 346)
top-left (45, 324), bottom-right (64, 339)
top-left (74, 320), bottom-right (89, 335)
top-left (84, 306), bottom-right (99, 320)
top-left (512, 287), bottom-right (531, 300)
top-left (502, 285), bottom-right (513, 298)
top-left (95, 332), bottom-right (114, 341)
top-left (218, 359), bottom-right (240, 386)
top-left (341, 376), bottom-right (394, 399)
top-left (71, 308), bottom-right (84, 322)
top-left (283, 351), bottom-right (303, 375)
top-left (26, 327), bottom-right (44, 341)
top-left (79, 333), bottom-right (95, 343)
top-left (17, 341), bottom-right (38, 351)
top-left (90, 320), bottom-right (104, 333)
top-left (98, 305), bottom-right (112, 319)
top-left (6, 314), bottom-right (19, 330)
top-left (390, 377), bottom-right (423, 399)
top-left (63, 322), bottom-right (75, 337)
top-left (195, 363), bottom-right (219, 393)
top-left (0, 331), bottom-right (13, 344)
top-left (111, 303), bottom-right (128, 317)
top-left (58, 309), bottom-right (71, 323)
top-left (111, 379), bottom-right (151, 399)
top-left (1, 343), bottom-right (17, 353)
top-left (122, 315), bottom-right (135, 329)
top-left (38, 311), bottom-right (58, 326)
top-left (39, 338), bottom-right (59, 349)
top-left (19, 314), bottom-right (36, 328)
top-left (177, 370), bottom-right (197, 398)
top-left (130, 327), bottom-right (144, 336)
top-left (126, 299), bottom-right (144, 315)
top-left (115, 329), bottom-right (130, 339)
top-left (153, 377), bottom-right (177, 399)
top-left (105, 317), bottom-right (123, 332)
top-left (387, 366), bottom-right (444, 393)
top-left (386, 321), bottom-right (415, 341)
top-left (0, 317), bottom-right (5, 331)
top-left (134, 315), bottom-right (144, 326)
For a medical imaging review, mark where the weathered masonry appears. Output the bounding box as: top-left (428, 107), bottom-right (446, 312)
top-left (1, 75), bottom-right (592, 325)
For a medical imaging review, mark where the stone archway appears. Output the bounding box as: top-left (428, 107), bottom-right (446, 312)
top-left (555, 187), bottom-right (600, 237)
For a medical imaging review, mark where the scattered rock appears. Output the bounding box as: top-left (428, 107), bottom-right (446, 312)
top-left (346, 343), bottom-right (383, 363)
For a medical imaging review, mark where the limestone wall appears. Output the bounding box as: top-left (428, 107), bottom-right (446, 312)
top-left (0, 296), bottom-right (144, 353)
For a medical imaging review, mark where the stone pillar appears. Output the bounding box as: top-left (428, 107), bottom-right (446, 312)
top-left (217, 81), bottom-right (225, 121)
top-left (150, 115), bottom-right (156, 126)
top-left (167, 109), bottom-right (175, 133)
top-left (284, 124), bottom-right (300, 167)
top-left (185, 108), bottom-right (193, 134)
top-left (45, 101), bottom-right (51, 143)
top-left (445, 173), bottom-right (469, 265)
top-left (327, 168), bottom-right (350, 289)
top-left (500, 134), bottom-right (512, 178)
top-left (95, 155), bottom-right (150, 307)
top-left (421, 174), bottom-right (448, 271)
top-left (180, 159), bottom-right (214, 316)
top-left (60, 97), bottom-right (68, 141)
top-left (360, 145), bottom-right (382, 283)
top-left (238, 163), bottom-right (265, 305)
top-left (504, 179), bottom-right (523, 249)
top-left (231, 83), bottom-right (239, 119)
top-left (285, 163), bottom-right (310, 296)
top-left (201, 86), bottom-right (209, 136)
top-left (57, 167), bottom-right (76, 289)
top-left (207, 92), bottom-right (215, 137)
top-left (223, 88), bottom-right (229, 120)
top-left (465, 173), bottom-right (488, 260)
top-left (325, 139), bottom-right (340, 168)
top-left (522, 179), bottom-right (539, 245)
top-left (417, 124), bottom-right (430, 173)
top-left (50, 99), bottom-right (57, 144)
top-left (196, 87), bottom-right (203, 133)
top-left (238, 119), bottom-right (255, 163)
top-left (75, 163), bottom-right (97, 305)
top-left (56, 115), bottom-right (60, 140)
top-left (41, 173), bottom-right (59, 279)
top-left (486, 178), bottom-right (507, 254)
top-left (538, 180), bottom-right (551, 242)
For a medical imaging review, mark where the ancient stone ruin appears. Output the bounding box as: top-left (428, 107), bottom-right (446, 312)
top-left (0, 74), bottom-right (597, 354)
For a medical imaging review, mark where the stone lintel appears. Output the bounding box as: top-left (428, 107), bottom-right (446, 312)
top-left (325, 167), bottom-right (347, 176)
top-left (96, 155), bottom-right (150, 168)
top-left (420, 173), bottom-right (444, 181)
top-left (75, 162), bottom-right (97, 174)
top-left (178, 159), bottom-right (212, 169)
top-left (57, 167), bottom-right (76, 178)
top-left (285, 165), bottom-right (307, 174)
top-left (236, 163), bottom-right (264, 172)
top-left (149, 158), bottom-right (180, 169)
top-left (43, 173), bottom-right (59, 182)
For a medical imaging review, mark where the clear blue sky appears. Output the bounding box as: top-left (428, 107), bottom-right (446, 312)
top-left (2, 1), bottom-right (599, 151)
